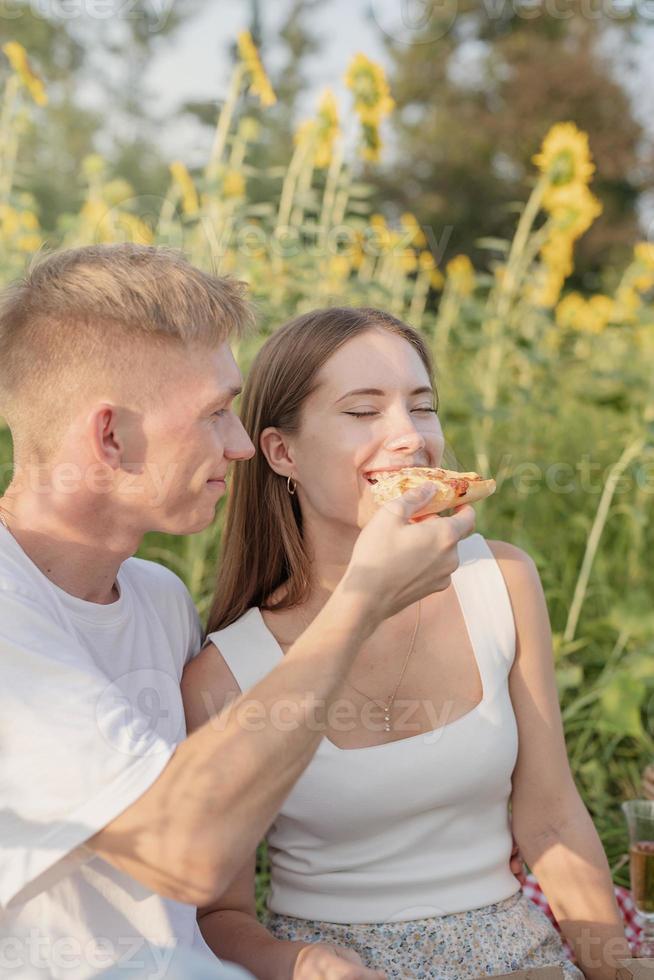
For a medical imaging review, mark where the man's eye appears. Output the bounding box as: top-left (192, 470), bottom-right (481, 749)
top-left (212, 410), bottom-right (227, 419)
top-left (345, 411), bottom-right (378, 417)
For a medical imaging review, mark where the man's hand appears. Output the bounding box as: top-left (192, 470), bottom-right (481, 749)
top-left (293, 942), bottom-right (386, 979)
top-left (346, 484), bottom-right (476, 621)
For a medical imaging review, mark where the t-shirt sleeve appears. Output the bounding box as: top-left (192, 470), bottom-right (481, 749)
top-left (147, 561), bottom-right (204, 667)
top-left (183, 587), bottom-right (204, 664)
top-left (0, 587), bottom-right (177, 911)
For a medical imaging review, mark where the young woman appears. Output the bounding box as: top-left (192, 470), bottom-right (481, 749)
top-left (182, 308), bottom-right (629, 980)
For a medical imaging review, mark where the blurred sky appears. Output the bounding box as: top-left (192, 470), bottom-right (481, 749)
top-left (144, 0), bottom-right (386, 162)
top-left (143, 0), bottom-right (654, 175)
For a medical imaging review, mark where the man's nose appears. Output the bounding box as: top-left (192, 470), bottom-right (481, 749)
top-left (227, 417), bottom-right (256, 461)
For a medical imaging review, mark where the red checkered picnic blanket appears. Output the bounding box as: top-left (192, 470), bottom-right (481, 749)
top-left (521, 872), bottom-right (642, 960)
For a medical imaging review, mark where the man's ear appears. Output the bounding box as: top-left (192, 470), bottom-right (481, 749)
top-left (87, 404), bottom-right (124, 469)
top-left (259, 427), bottom-right (295, 479)
top-left (87, 404), bottom-right (146, 474)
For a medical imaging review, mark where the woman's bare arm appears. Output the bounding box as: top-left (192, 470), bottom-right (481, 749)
top-left (490, 541), bottom-right (630, 980)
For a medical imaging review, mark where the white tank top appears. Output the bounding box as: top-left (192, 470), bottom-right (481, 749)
top-left (207, 533), bottom-right (520, 923)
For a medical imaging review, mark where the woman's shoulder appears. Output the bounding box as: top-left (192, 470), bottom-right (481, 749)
top-left (485, 539), bottom-right (534, 567)
top-left (484, 539), bottom-right (542, 603)
top-left (181, 609), bottom-right (262, 727)
top-left (457, 534), bottom-right (532, 569)
top-left (181, 636), bottom-right (243, 733)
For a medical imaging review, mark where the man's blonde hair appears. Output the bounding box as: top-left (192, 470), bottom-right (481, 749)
top-left (0, 243), bottom-right (254, 463)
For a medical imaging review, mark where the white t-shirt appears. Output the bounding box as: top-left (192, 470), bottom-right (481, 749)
top-left (0, 524), bottom-right (225, 979)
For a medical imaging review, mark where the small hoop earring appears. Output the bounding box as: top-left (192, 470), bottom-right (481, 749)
top-left (287, 475), bottom-right (297, 496)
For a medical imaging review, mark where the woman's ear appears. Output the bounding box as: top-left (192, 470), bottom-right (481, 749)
top-left (259, 426), bottom-right (295, 478)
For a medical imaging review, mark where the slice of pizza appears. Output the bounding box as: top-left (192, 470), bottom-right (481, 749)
top-left (369, 466), bottom-right (496, 516)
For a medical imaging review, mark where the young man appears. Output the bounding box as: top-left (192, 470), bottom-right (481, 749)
top-left (0, 244), bottom-right (475, 980)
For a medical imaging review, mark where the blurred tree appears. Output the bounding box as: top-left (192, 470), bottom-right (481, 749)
top-left (0, 1), bottom-right (203, 234)
top-left (249, 0), bottom-right (323, 204)
top-left (181, 0), bottom-right (322, 203)
top-left (270, 0), bottom-right (322, 152)
top-left (375, 1), bottom-right (654, 286)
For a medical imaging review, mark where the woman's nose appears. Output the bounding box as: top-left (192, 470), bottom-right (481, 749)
top-left (385, 420), bottom-right (426, 455)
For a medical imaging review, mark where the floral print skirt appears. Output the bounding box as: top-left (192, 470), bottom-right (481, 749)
top-left (263, 890), bottom-right (585, 979)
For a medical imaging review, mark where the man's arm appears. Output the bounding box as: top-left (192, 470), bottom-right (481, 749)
top-left (87, 587), bottom-right (374, 906)
top-left (88, 492), bottom-right (473, 906)
top-left (190, 663), bottom-right (385, 980)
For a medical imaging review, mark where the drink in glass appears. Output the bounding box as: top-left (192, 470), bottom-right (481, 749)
top-left (622, 799), bottom-right (654, 956)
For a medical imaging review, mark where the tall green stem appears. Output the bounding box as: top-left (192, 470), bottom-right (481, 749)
top-left (206, 63), bottom-right (246, 180)
top-left (564, 435), bottom-right (647, 644)
top-left (0, 76), bottom-right (20, 204)
top-left (474, 177), bottom-right (548, 465)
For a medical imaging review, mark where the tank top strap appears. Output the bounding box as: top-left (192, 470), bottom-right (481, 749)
top-left (208, 536), bottom-right (516, 695)
top-left (205, 607), bottom-right (283, 693)
top-left (450, 533), bottom-right (516, 693)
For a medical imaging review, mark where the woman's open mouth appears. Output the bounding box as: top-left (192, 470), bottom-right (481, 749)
top-left (362, 469), bottom-right (406, 486)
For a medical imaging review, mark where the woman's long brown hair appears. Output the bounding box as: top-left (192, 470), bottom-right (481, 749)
top-left (205, 307), bottom-right (437, 633)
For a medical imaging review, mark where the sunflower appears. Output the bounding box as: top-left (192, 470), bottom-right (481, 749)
top-left (417, 250), bottom-right (444, 289)
top-left (634, 241), bottom-right (654, 271)
top-left (555, 292), bottom-right (615, 334)
top-left (101, 179), bottom-right (134, 208)
top-left (237, 31), bottom-right (276, 108)
top-left (445, 254), bottom-right (475, 297)
top-left (555, 292), bottom-right (586, 330)
top-left (314, 89), bottom-right (340, 168)
top-left (401, 212), bottom-right (427, 249)
top-left (81, 154), bottom-right (106, 178)
top-left (16, 233), bottom-right (42, 253)
top-left (527, 263), bottom-right (568, 309)
top-left (539, 233), bottom-right (574, 287)
top-left (0, 204), bottom-right (20, 238)
top-left (400, 250), bottom-right (418, 274)
top-left (169, 161), bottom-right (199, 216)
top-left (327, 255), bottom-right (351, 281)
top-left (0, 198), bottom-right (43, 255)
top-left (115, 212), bottom-right (153, 246)
top-left (295, 89), bottom-right (340, 168)
top-left (345, 53), bottom-right (394, 117)
top-left (617, 246), bottom-right (654, 298)
top-left (533, 122), bottom-right (595, 190)
top-left (345, 53), bottom-right (394, 163)
top-left (222, 169), bottom-right (246, 199)
top-left (2, 41), bottom-right (47, 106)
top-left (529, 127), bottom-right (602, 306)
top-left (238, 116), bottom-right (260, 143)
top-left (545, 183), bottom-right (603, 236)
top-left (366, 213), bottom-right (392, 256)
top-left (614, 284), bottom-right (641, 322)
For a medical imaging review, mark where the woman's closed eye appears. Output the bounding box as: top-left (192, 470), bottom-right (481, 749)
top-left (344, 407), bottom-right (437, 417)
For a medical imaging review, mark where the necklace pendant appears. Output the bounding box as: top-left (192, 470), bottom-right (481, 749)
top-left (384, 707), bottom-right (391, 732)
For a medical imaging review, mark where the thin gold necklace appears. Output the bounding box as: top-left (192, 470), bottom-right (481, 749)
top-left (344, 600), bottom-right (421, 733)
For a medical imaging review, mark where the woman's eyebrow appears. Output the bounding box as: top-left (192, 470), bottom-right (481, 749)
top-left (334, 386), bottom-right (433, 404)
